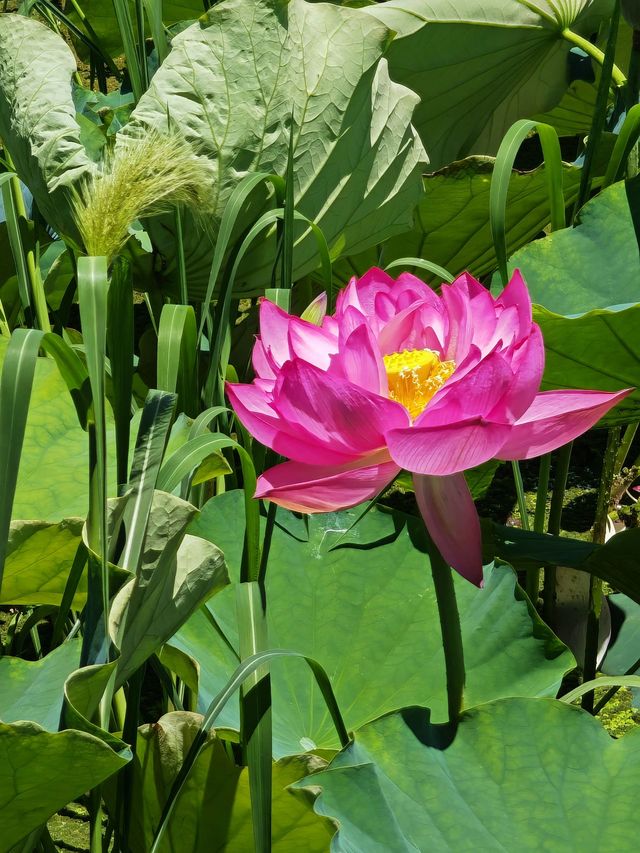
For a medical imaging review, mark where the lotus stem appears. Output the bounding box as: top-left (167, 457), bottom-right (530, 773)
top-left (544, 441), bottom-right (573, 624)
top-left (426, 534), bottom-right (465, 722)
top-left (583, 427), bottom-right (621, 712)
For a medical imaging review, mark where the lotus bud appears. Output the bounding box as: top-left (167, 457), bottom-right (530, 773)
top-left (300, 291), bottom-right (327, 326)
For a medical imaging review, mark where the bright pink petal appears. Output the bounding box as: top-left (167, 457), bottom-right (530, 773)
top-left (495, 269), bottom-right (533, 341)
top-left (227, 381), bottom-right (361, 465)
top-left (331, 323), bottom-right (388, 396)
top-left (498, 326), bottom-right (545, 420)
top-left (258, 298), bottom-right (338, 371)
top-left (252, 337), bottom-right (278, 380)
top-left (255, 457), bottom-right (400, 512)
top-left (413, 472), bottom-right (483, 586)
top-left (440, 280), bottom-right (474, 362)
top-left (257, 298), bottom-right (293, 367)
top-left (451, 272), bottom-right (486, 299)
top-left (422, 351), bottom-right (515, 425)
top-left (386, 418), bottom-right (511, 475)
top-left (498, 389), bottom-right (632, 460)
top-left (377, 301), bottom-right (446, 356)
top-left (287, 320), bottom-right (338, 371)
top-left (274, 359), bottom-right (409, 457)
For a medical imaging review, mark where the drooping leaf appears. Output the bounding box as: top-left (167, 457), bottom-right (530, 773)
top-left (125, 0), bottom-right (427, 297)
top-left (108, 491), bottom-right (229, 687)
top-left (174, 491), bottom-right (573, 757)
top-left (362, 0), bottom-right (613, 170)
top-left (0, 721), bottom-right (130, 851)
top-left (103, 711), bottom-right (334, 853)
top-left (0, 640), bottom-right (81, 731)
top-left (295, 697), bottom-right (640, 851)
top-left (0, 15), bottom-right (94, 242)
top-left (484, 522), bottom-right (640, 605)
top-left (495, 181), bottom-right (640, 427)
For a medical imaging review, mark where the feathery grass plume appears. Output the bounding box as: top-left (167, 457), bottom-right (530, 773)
top-left (72, 130), bottom-right (214, 261)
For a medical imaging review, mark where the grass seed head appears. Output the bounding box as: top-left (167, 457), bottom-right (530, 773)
top-left (73, 130), bottom-right (213, 261)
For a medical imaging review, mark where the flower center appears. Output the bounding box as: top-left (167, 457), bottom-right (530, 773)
top-left (383, 348), bottom-right (456, 420)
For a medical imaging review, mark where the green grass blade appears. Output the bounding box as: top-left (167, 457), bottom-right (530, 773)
top-left (490, 119), bottom-right (564, 286)
top-left (574, 1), bottom-right (621, 216)
top-left (107, 257), bottom-right (134, 490)
top-left (0, 328), bottom-right (44, 588)
top-left (157, 304), bottom-right (198, 417)
top-left (157, 433), bottom-right (233, 492)
top-left (141, 0), bottom-right (169, 63)
top-left (384, 257), bottom-right (455, 284)
top-left (188, 405), bottom-right (230, 438)
top-left (39, 333), bottom-right (92, 429)
top-left (77, 255), bottom-right (110, 653)
top-left (111, 0), bottom-right (146, 101)
top-left (197, 172), bottom-right (284, 344)
top-left (237, 581), bottom-right (271, 853)
top-left (0, 173), bottom-right (32, 317)
top-left (603, 102), bottom-right (640, 187)
top-left (149, 648), bottom-right (349, 853)
top-left (207, 207), bottom-right (331, 408)
top-left (120, 390), bottom-right (177, 574)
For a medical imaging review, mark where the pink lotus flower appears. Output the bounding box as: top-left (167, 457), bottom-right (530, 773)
top-left (227, 269), bottom-right (629, 585)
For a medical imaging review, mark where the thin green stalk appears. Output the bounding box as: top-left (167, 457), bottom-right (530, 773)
top-left (544, 442), bottom-right (573, 624)
top-left (593, 653), bottom-right (640, 714)
top-left (583, 427), bottom-right (621, 713)
top-left (615, 421), bottom-right (638, 473)
top-left (174, 206), bottom-right (188, 305)
top-left (425, 535), bottom-right (465, 722)
top-left (572, 1), bottom-right (622, 219)
top-left (561, 27), bottom-right (626, 88)
top-left (526, 454), bottom-right (552, 602)
top-left (511, 460), bottom-right (530, 531)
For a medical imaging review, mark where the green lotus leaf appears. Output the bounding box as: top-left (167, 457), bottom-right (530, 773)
top-left (171, 491), bottom-right (573, 757)
top-left (0, 721), bottom-right (129, 851)
top-left (603, 593), bottom-right (640, 678)
top-left (295, 697), bottom-right (640, 851)
top-left (0, 338), bottom-right (117, 523)
top-left (0, 15), bottom-right (95, 242)
top-left (0, 640), bottom-right (81, 731)
top-left (333, 155), bottom-right (589, 286)
top-left (492, 181), bottom-right (640, 427)
top-left (103, 711), bottom-right (334, 852)
top-left (125, 0), bottom-right (427, 297)
top-left (1, 519), bottom-right (83, 606)
top-left (363, 0), bottom-right (614, 169)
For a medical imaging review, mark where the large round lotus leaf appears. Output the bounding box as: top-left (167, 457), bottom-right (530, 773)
top-left (0, 640), bottom-right (81, 731)
top-left (0, 722), bottom-right (130, 851)
top-left (104, 711), bottom-right (334, 853)
top-left (362, 0), bottom-right (613, 169)
top-left (502, 181), bottom-right (640, 315)
top-left (1, 518), bottom-right (83, 606)
top-left (124, 0), bottom-right (426, 297)
top-left (0, 16), bottom-right (94, 242)
top-left (494, 181), bottom-right (640, 427)
top-left (179, 491), bottom-right (573, 757)
top-left (333, 156), bottom-right (588, 287)
top-left (294, 697), bottom-right (640, 851)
